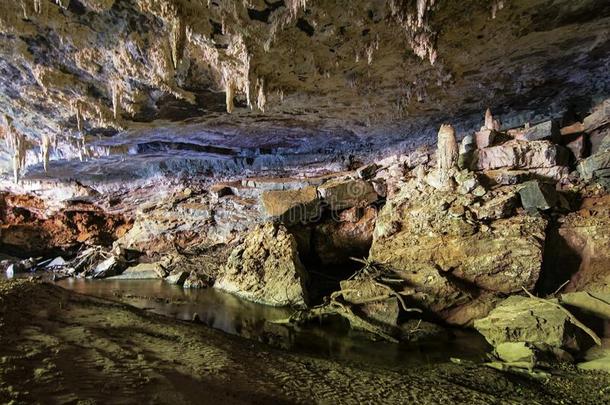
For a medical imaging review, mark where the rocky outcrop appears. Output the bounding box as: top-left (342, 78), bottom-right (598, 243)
top-left (0, 192), bottom-right (131, 256)
top-left (369, 177), bottom-right (546, 324)
top-left (215, 223), bottom-right (308, 307)
top-left (471, 140), bottom-right (569, 172)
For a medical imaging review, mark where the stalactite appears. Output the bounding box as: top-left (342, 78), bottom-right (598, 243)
top-left (169, 16), bottom-right (185, 70)
top-left (3, 115), bottom-right (27, 183)
top-left (33, 0), bottom-right (42, 14)
top-left (40, 133), bottom-right (52, 172)
top-left (111, 81), bottom-right (122, 120)
top-left (436, 124), bottom-right (458, 170)
top-left (55, 0), bottom-right (69, 9)
top-left (21, 1), bottom-right (29, 19)
top-left (72, 100), bottom-right (84, 131)
top-left (225, 79), bottom-right (235, 113)
top-left (256, 78), bottom-right (266, 112)
top-left (491, 0), bottom-right (505, 19)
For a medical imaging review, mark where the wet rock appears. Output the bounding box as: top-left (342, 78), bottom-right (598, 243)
top-left (260, 186), bottom-right (321, 225)
top-left (340, 278), bottom-right (400, 328)
top-left (318, 179), bottom-right (378, 210)
top-left (215, 223), bottom-right (308, 307)
top-left (183, 272), bottom-right (209, 289)
top-left (515, 120), bottom-right (560, 142)
top-left (471, 140), bottom-right (569, 171)
top-left (518, 180), bottom-right (558, 211)
top-left (93, 256), bottom-right (125, 279)
top-left (165, 271), bottom-right (190, 286)
top-left (109, 262), bottom-right (166, 280)
top-left (474, 296), bottom-right (583, 351)
top-left (45, 257), bottom-right (66, 268)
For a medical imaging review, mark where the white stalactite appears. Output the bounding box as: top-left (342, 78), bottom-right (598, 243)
top-left (3, 115), bottom-right (27, 183)
top-left (256, 78), bottom-right (266, 112)
top-left (111, 81), bottom-right (122, 120)
top-left (225, 80), bottom-right (235, 113)
top-left (40, 133), bottom-right (52, 172)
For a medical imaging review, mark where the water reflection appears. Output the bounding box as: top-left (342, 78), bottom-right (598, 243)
top-left (57, 278), bottom-right (490, 370)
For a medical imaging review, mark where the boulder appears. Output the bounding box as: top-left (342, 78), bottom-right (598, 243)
top-left (260, 186), bottom-right (321, 224)
top-left (577, 150), bottom-right (610, 181)
top-left (318, 179), bottom-right (378, 210)
top-left (474, 296), bottom-right (583, 351)
top-left (109, 262), bottom-right (166, 279)
top-left (518, 180), bottom-right (558, 211)
top-left (471, 140), bottom-right (569, 171)
top-left (515, 120), bottom-right (560, 142)
top-left (565, 134), bottom-right (586, 160)
top-left (215, 223), bottom-right (308, 307)
top-left (369, 180), bottom-right (546, 324)
top-left (165, 271), bottom-right (190, 285)
top-left (480, 166), bottom-right (569, 186)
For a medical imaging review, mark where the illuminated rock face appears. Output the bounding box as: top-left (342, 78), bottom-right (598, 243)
top-left (0, 1), bottom-right (608, 177)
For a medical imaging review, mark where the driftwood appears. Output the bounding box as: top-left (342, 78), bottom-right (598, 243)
top-left (274, 258), bottom-right (422, 343)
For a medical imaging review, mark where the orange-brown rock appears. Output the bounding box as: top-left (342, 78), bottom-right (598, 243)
top-left (0, 192), bottom-right (132, 256)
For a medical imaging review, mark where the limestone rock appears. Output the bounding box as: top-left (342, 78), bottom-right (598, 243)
top-left (475, 129), bottom-right (496, 149)
top-left (215, 223), bottom-right (308, 307)
top-left (518, 180), bottom-right (558, 211)
top-left (474, 296), bottom-right (582, 351)
top-left (369, 180), bottom-right (546, 323)
top-left (109, 262), bottom-right (166, 280)
top-left (515, 120), bottom-right (560, 142)
top-left (260, 186), bottom-right (321, 224)
top-left (577, 149), bottom-right (610, 181)
top-left (318, 179), bottom-right (377, 210)
top-left (471, 140), bottom-right (569, 171)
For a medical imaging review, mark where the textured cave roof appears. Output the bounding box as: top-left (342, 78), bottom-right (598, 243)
top-left (0, 0), bottom-right (609, 179)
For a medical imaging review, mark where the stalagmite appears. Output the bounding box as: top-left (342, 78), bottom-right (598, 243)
top-left (485, 108), bottom-right (494, 130)
top-left (436, 124), bottom-right (458, 170)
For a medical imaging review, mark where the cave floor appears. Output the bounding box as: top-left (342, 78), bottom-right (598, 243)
top-left (0, 280), bottom-right (609, 405)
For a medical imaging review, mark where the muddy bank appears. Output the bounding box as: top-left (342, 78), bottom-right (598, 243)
top-left (1, 279), bottom-right (609, 404)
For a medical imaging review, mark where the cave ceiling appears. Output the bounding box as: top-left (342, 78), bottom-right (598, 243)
top-left (0, 0), bottom-right (609, 178)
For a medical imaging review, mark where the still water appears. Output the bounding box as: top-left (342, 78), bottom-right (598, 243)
top-left (56, 278), bottom-right (490, 370)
